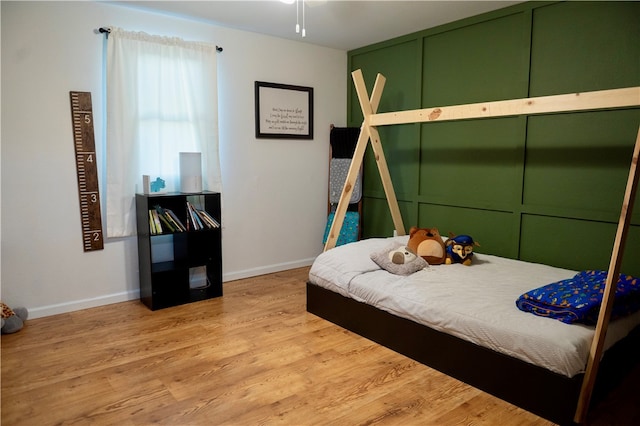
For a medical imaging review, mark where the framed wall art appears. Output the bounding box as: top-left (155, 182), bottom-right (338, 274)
top-left (255, 81), bottom-right (314, 139)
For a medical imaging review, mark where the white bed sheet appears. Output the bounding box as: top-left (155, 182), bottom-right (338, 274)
top-left (308, 236), bottom-right (640, 378)
top-left (308, 237), bottom-right (388, 297)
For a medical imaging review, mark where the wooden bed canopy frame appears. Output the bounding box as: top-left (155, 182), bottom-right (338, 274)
top-left (324, 69), bottom-right (640, 424)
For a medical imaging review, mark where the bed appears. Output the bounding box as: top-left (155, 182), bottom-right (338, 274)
top-left (311, 70), bottom-right (640, 424)
top-left (307, 236), bottom-right (640, 424)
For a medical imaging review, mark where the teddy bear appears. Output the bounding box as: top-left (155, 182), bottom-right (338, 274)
top-left (445, 233), bottom-right (479, 266)
top-left (1, 301), bottom-right (28, 334)
top-left (407, 226), bottom-right (447, 265)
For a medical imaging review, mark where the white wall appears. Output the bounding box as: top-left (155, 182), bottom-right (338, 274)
top-left (1, 1), bottom-right (347, 318)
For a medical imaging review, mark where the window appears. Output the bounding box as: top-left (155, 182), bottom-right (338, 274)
top-left (106, 28), bottom-right (221, 237)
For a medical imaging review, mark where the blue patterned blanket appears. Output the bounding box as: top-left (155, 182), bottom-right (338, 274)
top-left (516, 270), bottom-right (640, 324)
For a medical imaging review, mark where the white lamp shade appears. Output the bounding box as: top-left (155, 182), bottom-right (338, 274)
top-left (179, 152), bottom-right (202, 193)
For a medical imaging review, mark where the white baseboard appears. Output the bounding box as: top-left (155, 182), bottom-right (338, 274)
top-left (27, 259), bottom-right (315, 319)
top-left (222, 257), bottom-right (315, 283)
top-left (28, 290), bottom-right (140, 319)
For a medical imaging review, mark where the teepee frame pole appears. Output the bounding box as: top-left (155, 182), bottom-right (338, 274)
top-left (574, 126), bottom-right (640, 423)
top-left (324, 70), bottom-right (405, 251)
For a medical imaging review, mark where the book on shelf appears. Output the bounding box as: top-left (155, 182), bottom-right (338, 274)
top-left (165, 209), bottom-right (187, 231)
top-left (186, 202), bottom-right (204, 230)
top-left (149, 205), bottom-right (187, 234)
top-left (185, 202), bottom-right (196, 230)
top-left (150, 210), bottom-right (163, 234)
top-left (149, 210), bottom-right (158, 234)
top-left (186, 201), bottom-right (220, 230)
top-left (198, 209), bottom-right (220, 228)
top-left (147, 201), bottom-right (219, 233)
top-left (158, 210), bottom-right (176, 232)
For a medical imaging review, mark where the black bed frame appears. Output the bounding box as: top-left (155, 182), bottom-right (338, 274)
top-left (307, 282), bottom-right (640, 425)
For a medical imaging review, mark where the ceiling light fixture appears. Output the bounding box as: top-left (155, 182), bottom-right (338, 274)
top-left (281, 0), bottom-right (306, 37)
top-left (298, 0), bottom-right (306, 37)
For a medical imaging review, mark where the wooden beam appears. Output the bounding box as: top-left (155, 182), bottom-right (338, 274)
top-left (323, 71), bottom-right (386, 251)
top-left (367, 70), bottom-right (385, 114)
top-left (574, 126), bottom-right (640, 423)
top-left (370, 87), bottom-right (640, 126)
top-left (367, 123), bottom-right (406, 236)
top-left (354, 70), bottom-right (405, 236)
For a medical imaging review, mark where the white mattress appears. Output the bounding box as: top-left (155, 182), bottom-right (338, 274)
top-left (308, 236), bottom-right (640, 378)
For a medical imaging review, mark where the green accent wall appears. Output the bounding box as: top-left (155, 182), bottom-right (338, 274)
top-left (348, 1), bottom-right (640, 276)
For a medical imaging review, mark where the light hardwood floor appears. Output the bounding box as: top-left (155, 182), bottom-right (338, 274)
top-left (2, 267), bottom-right (638, 425)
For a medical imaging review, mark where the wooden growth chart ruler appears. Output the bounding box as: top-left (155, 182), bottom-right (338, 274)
top-left (70, 91), bottom-right (104, 251)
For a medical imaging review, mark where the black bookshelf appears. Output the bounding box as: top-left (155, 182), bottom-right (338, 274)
top-left (136, 192), bottom-right (222, 310)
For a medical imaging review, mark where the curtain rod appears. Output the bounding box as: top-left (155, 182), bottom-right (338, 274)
top-left (98, 27), bottom-right (223, 52)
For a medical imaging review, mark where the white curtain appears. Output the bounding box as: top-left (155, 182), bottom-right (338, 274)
top-left (106, 28), bottom-right (222, 237)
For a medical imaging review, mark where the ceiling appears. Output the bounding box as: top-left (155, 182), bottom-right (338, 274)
top-left (108, 0), bottom-right (523, 51)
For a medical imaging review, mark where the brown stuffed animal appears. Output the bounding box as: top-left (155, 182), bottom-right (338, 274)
top-left (1, 301), bottom-right (28, 334)
top-left (407, 226), bottom-right (446, 265)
